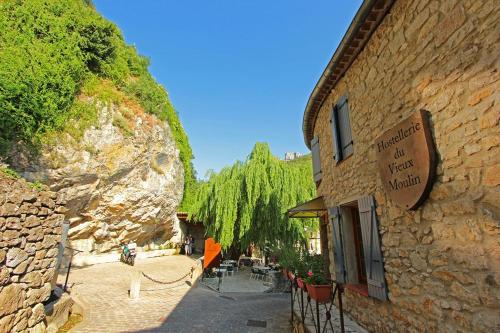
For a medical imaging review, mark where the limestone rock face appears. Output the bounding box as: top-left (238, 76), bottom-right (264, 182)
top-left (14, 103), bottom-right (184, 254)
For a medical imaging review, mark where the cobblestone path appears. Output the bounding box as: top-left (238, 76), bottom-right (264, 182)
top-left (60, 255), bottom-right (291, 333)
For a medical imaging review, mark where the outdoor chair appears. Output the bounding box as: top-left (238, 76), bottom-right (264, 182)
top-left (250, 267), bottom-right (266, 280)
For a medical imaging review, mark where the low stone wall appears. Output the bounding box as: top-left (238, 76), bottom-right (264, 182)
top-left (0, 174), bottom-right (65, 332)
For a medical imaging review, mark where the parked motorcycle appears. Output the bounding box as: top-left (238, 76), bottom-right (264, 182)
top-left (120, 242), bottom-right (137, 266)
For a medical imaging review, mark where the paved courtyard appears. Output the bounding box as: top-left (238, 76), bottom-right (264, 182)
top-left (60, 255), bottom-right (291, 333)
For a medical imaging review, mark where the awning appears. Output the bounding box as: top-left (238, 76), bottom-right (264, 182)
top-left (287, 196), bottom-right (327, 218)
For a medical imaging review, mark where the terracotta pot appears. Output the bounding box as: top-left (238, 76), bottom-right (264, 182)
top-left (296, 277), bottom-right (306, 290)
top-left (306, 284), bottom-right (332, 303)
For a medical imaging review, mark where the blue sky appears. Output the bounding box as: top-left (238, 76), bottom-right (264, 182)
top-left (94, 0), bottom-right (362, 178)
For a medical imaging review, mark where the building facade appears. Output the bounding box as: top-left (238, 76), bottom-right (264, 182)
top-left (303, 0), bottom-right (499, 332)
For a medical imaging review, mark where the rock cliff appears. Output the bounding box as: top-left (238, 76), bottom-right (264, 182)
top-left (11, 96), bottom-right (184, 254)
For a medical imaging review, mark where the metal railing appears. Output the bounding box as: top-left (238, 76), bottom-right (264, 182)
top-left (290, 278), bottom-right (345, 333)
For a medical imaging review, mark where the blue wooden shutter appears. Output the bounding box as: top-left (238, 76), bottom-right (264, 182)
top-left (311, 136), bottom-right (322, 182)
top-left (337, 96), bottom-right (353, 158)
top-left (329, 206), bottom-right (346, 283)
top-left (358, 195), bottom-right (388, 301)
top-left (330, 106), bottom-right (342, 163)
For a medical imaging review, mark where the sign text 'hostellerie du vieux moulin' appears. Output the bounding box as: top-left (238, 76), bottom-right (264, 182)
top-left (375, 110), bottom-right (437, 210)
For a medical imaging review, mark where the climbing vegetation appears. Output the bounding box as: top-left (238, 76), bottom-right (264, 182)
top-left (187, 143), bottom-right (318, 250)
top-left (0, 0), bottom-right (195, 204)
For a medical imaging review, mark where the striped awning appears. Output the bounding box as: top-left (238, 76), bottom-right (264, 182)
top-left (287, 197), bottom-right (327, 218)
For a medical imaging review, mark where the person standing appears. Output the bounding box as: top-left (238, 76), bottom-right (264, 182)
top-left (190, 235), bottom-right (195, 254)
top-left (184, 235), bottom-right (191, 256)
top-left (188, 234), bottom-right (193, 255)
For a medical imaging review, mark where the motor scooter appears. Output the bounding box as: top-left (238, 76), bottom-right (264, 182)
top-left (120, 242), bottom-right (137, 266)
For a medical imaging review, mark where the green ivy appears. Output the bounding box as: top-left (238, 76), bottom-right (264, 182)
top-left (0, 0), bottom-right (195, 203)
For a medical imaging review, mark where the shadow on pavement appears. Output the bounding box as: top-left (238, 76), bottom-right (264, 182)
top-left (132, 285), bottom-right (292, 333)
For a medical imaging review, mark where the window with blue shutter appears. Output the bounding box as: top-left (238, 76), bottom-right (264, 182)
top-left (329, 196), bottom-right (388, 301)
top-left (331, 95), bottom-right (353, 163)
top-left (358, 195), bottom-right (388, 301)
top-left (311, 136), bottom-right (322, 183)
top-left (329, 206), bottom-right (346, 283)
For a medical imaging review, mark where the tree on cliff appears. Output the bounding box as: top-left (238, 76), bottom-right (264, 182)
top-left (187, 143), bottom-right (317, 251)
top-left (0, 0), bottom-right (195, 205)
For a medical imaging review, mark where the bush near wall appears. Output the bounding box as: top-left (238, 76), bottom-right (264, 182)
top-left (0, 0), bottom-right (195, 204)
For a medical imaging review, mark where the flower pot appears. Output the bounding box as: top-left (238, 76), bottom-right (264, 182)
top-left (288, 271), bottom-right (295, 281)
top-left (306, 284), bottom-right (332, 303)
top-left (296, 277), bottom-right (306, 290)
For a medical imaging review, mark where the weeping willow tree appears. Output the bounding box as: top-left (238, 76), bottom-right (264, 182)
top-left (187, 142), bottom-right (317, 251)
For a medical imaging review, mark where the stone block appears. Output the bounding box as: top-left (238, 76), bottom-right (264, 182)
top-left (483, 165), bottom-right (500, 186)
top-left (37, 207), bottom-right (50, 216)
top-left (13, 308), bottom-right (29, 331)
top-left (29, 322), bottom-right (46, 333)
top-left (467, 87), bottom-right (493, 106)
top-left (0, 266), bottom-right (10, 285)
top-left (0, 314), bottom-right (16, 333)
top-left (6, 248), bottom-right (29, 268)
top-left (20, 271), bottom-right (43, 288)
top-left (27, 226), bottom-right (44, 242)
top-left (13, 258), bottom-right (32, 275)
top-left (453, 245), bottom-right (488, 270)
top-left (409, 252), bottom-right (427, 271)
top-left (0, 202), bottom-right (20, 217)
top-left (18, 203), bottom-right (38, 215)
top-left (26, 283), bottom-right (51, 306)
top-left (28, 303), bottom-right (45, 327)
top-left (435, 5), bottom-right (466, 46)
top-left (450, 282), bottom-right (481, 306)
top-left (0, 284), bottom-right (25, 316)
top-left (441, 199), bottom-right (476, 215)
top-left (479, 109), bottom-right (500, 129)
top-left (42, 235), bottom-right (60, 249)
top-left (24, 215), bottom-right (41, 228)
top-left (6, 217), bottom-right (21, 230)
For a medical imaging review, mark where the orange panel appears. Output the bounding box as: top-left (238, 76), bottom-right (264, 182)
top-left (203, 238), bottom-right (221, 269)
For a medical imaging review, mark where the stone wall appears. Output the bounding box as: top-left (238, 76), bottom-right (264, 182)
top-left (0, 174), bottom-right (65, 333)
top-left (311, 0), bottom-right (499, 332)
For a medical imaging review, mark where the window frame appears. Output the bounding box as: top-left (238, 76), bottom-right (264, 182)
top-left (330, 95), bottom-right (354, 164)
top-left (311, 136), bottom-right (323, 183)
top-left (329, 195), bottom-right (388, 301)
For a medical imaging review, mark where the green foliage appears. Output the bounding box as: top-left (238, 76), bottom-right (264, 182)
top-left (187, 143), bottom-right (317, 250)
top-left (302, 254), bottom-right (328, 284)
top-left (0, 167), bottom-right (20, 179)
top-left (0, 0), bottom-right (195, 203)
top-left (112, 113), bottom-right (133, 137)
top-left (29, 181), bottom-right (46, 191)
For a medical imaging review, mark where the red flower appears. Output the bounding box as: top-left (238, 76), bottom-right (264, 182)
top-left (307, 270), bottom-right (313, 277)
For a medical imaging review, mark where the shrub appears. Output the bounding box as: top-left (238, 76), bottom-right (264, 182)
top-left (1, 167), bottom-right (20, 179)
top-left (0, 0), bottom-right (195, 204)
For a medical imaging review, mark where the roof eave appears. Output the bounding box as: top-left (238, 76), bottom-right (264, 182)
top-left (303, 0), bottom-right (396, 149)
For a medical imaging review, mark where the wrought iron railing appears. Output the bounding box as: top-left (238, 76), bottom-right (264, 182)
top-left (290, 277), bottom-right (345, 333)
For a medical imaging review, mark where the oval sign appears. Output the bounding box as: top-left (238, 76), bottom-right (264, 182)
top-left (375, 110), bottom-right (437, 210)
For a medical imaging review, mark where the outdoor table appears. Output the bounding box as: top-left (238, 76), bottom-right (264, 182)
top-left (220, 263), bottom-right (234, 276)
top-left (222, 260), bottom-right (239, 272)
top-left (253, 266), bottom-right (271, 271)
top-left (214, 267), bottom-right (228, 277)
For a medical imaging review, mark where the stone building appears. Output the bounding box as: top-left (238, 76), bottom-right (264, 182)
top-left (298, 0), bottom-right (499, 332)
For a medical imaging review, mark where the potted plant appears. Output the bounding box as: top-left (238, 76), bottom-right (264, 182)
top-left (303, 270), bottom-right (332, 303)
